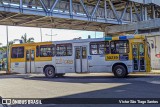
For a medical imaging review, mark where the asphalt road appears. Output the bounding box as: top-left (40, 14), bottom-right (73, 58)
top-left (0, 73), bottom-right (160, 107)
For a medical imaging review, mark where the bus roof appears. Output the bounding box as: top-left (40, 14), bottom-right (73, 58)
top-left (105, 35), bottom-right (145, 41)
top-left (11, 34), bottom-right (145, 46)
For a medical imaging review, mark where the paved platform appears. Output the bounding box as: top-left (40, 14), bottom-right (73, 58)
top-left (1, 73), bottom-right (160, 107)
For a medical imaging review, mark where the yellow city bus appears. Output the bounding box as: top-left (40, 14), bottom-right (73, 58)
top-left (8, 35), bottom-right (151, 78)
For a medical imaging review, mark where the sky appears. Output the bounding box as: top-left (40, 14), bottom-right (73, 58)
top-left (0, 25), bottom-right (104, 46)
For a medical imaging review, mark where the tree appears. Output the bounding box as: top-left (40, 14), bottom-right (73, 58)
top-left (0, 46), bottom-right (6, 52)
top-left (0, 43), bottom-right (4, 52)
top-left (0, 47), bottom-right (3, 51)
top-left (21, 33), bottom-right (34, 43)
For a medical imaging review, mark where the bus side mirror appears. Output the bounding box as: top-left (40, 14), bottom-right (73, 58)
top-left (151, 43), bottom-right (154, 49)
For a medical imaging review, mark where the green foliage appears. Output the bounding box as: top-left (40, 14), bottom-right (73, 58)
top-left (21, 33), bottom-right (34, 43)
top-left (0, 46), bottom-right (7, 52)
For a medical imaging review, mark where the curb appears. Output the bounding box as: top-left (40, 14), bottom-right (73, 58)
top-left (131, 72), bottom-right (160, 75)
top-left (0, 72), bottom-right (19, 76)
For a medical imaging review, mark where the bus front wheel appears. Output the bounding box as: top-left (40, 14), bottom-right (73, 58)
top-left (113, 65), bottom-right (127, 78)
top-left (44, 66), bottom-right (55, 78)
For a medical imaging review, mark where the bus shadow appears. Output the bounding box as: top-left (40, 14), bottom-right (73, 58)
top-left (0, 73), bottom-right (156, 84)
top-left (10, 78), bottom-right (160, 107)
top-left (21, 74), bottom-right (154, 84)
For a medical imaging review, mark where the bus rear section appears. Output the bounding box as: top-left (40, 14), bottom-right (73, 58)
top-left (9, 42), bottom-right (54, 74)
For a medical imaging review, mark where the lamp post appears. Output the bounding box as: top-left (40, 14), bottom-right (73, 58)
top-left (46, 34), bottom-right (57, 41)
top-left (6, 26), bottom-right (9, 72)
top-left (40, 28), bottom-right (42, 42)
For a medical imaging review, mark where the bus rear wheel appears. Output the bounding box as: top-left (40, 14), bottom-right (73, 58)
top-left (44, 66), bottom-right (55, 78)
top-left (113, 65), bottom-right (127, 78)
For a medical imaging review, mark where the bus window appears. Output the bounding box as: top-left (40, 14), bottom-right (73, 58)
top-left (90, 43), bottom-right (98, 54)
top-left (11, 47), bottom-right (24, 58)
top-left (66, 44), bottom-right (72, 56)
top-left (76, 48), bottom-right (80, 59)
top-left (139, 44), bottom-right (144, 56)
top-left (90, 42), bottom-right (106, 55)
top-left (56, 44), bottom-right (72, 56)
top-left (40, 45), bottom-right (55, 57)
top-left (105, 42), bottom-right (110, 54)
top-left (82, 47), bottom-right (87, 59)
top-left (31, 50), bottom-right (35, 60)
top-left (26, 50), bottom-right (30, 60)
top-left (110, 40), bottom-right (129, 54)
top-left (99, 43), bottom-right (105, 54)
top-left (132, 44), bottom-right (138, 56)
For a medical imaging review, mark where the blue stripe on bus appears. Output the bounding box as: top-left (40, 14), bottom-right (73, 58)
top-left (105, 37), bottom-right (112, 40)
top-left (127, 35), bottom-right (134, 39)
top-left (119, 36), bottom-right (127, 40)
top-left (105, 35), bottom-right (137, 41)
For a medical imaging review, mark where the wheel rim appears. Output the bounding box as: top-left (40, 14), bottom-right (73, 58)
top-left (116, 68), bottom-right (123, 75)
top-left (47, 68), bottom-right (53, 76)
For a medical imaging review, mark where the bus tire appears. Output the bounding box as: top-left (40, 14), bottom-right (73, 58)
top-left (113, 65), bottom-right (127, 78)
top-left (44, 66), bottom-right (55, 78)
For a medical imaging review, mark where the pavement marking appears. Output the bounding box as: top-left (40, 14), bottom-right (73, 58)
top-left (149, 81), bottom-right (160, 84)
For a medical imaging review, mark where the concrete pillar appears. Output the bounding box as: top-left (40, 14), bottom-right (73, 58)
top-left (144, 6), bottom-right (148, 20)
top-left (130, 2), bottom-right (133, 22)
top-left (152, 5), bottom-right (156, 19)
top-left (140, 4), bottom-right (144, 21)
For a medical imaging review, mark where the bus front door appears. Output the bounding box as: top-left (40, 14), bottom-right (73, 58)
top-left (75, 46), bottom-right (88, 73)
top-left (26, 48), bottom-right (36, 73)
top-left (132, 43), bottom-right (145, 72)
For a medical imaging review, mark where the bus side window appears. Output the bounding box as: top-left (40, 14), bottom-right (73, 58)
top-left (139, 44), bottom-right (144, 56)
top-left (11, 47), bottom-right (18, 58)
top-left (110, 40), bottom-right (129, 54)
top-left (11, 47), bottom-right (24, 58)
top-left (90, 43), bottom-right (98, 55)
top-left (82, 47), bottom-right (87, 59)
top-left (76, 48), bottom-right (80, 59)
top-left (56, 44), bottom-right (72, 56)
top-left (40, 45), bottom-right (55, 57)
top-left (99, 43), bottom-right (105, 54)
top-left (26, 50), bottom-right (30, 61)
top-left (110, 42), bottom-right (116, 54)
top-left (105, 41), bottom-right (110, 54)
top-left (132, 44), bottom-right (138, 56)
top-left (90, 41), bottom-right (105, 55)
top-left (31, 50), bottom-right (35, 60)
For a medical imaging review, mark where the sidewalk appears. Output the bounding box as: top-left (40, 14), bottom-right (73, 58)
top-left (150, 70), bottom-right (160, 74)
top-left (0, 71), bottom-right (7, 74)
top-left (0, 71), bottom-right (12, 75)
